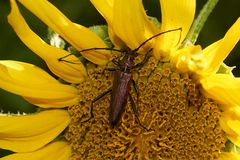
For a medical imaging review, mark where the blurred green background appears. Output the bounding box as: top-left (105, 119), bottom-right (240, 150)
top-left (0, 0), bottom-right (239, 157)
top-left (0, 0), bottom-right (239, 114)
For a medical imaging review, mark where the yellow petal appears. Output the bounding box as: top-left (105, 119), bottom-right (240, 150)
top-left (154, 0), bottom-right (195, 58)
top-left (17, 0), bottom-right (110, 65)
top-left (220, 117), bottom-right (240, 138)
top-left (90, 0), bottom-right (125, 47)
top-left (1, 141), bottom-right (71, 160)
top-left (108, 26), bottom-right (126, 48)
top-left (220, 107), bottom-right (240, 147)
top-left (90, 0), bottom-right (113, 25)
top-left (8, 0), bottom-right (87, 83)
top-left (199, 18), bottom-right (240, 77)
top-left (0, 60), bottom-right (79, 108)
top-left (112, 0), bottom-right (158, 50)
top-left (24, 96), bottom-right (79, 108)
top-left (0, 110), bottom-right (70, 153)
top-left (218, 152), bottom-right (240, 160)
top-left (228, 121), bottom-right (240, 137)
top-left (200, 74), bottom-right (240, 106)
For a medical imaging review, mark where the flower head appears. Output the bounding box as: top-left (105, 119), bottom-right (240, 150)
top-left (1, 0), bottom-right (240, 159)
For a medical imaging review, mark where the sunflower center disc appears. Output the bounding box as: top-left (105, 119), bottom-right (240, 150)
top-left (65, 56), bottom-right (227, 160)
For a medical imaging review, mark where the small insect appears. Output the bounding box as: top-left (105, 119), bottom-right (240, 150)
top-left (59, 28), bottom-right (182, 129)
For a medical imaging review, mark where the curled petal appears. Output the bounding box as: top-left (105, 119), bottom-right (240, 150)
top-left (17, 0), bottom-right (110, 65)
top-left (8, 0), bottom-right (87, 83)
top-left (199, 18), bottom-right (240, 77)
top-left (112, 0), bottom-right (158, 50)
top-left (200, 74), bottom-right (240, 106)
top-left (0, 110), bottom-right (70, 152)
top-left (154, 0), bottom-right (195, 58)
top-left (0, 60), bottom-right (79, 108)
top-left (1, 141), bottom-right (71, 160)
top-left (171, 45), bottom-right (203, 73)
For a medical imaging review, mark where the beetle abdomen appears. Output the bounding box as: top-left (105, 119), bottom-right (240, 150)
top-left (109, 71), bottom-right (132, 127)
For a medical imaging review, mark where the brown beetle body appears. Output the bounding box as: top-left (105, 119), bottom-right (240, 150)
top-left (110, 70), bottom-right (132, 127)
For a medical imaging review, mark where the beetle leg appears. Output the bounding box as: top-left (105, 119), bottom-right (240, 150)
top-left (90, 89), bottom-right (112, 118)
top-left (128, 92), bottom-right (139, 116)
top-left (132, 79), bottom-right (139, 95)
top-left (133, 48), bottom-right (153, 69)
top-left (128, 93), bottom-right (150, 131)
top-left (58, 53), bottom-right (82, 64)
top-left (83, 89), bottom-right (112, 123)
top-left (58, 59), bottom-right (82, 64)
top-left (102, 68), bottom-right (119, 75)
top-left (112, 58), bottom-right (121, 66)
top-left (58, 53), bottom-right (73, 61)
top-left (132, 79), bottom-right (140, 103)
top-left (104, 68), bottom-right (116, 72)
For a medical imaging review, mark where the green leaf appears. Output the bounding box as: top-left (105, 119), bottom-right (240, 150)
top-left (225, 140), bottom-right (240, 153)
top-left (89, 25), bottom-right (113, 48)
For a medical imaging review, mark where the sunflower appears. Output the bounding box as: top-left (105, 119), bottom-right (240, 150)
top-left (1, 0), bottom-right (240, 159)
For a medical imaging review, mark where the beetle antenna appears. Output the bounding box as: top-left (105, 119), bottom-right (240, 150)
top-left (133, 27), bottom-right (182, 52)
top-left (58, 28), bottom-right (182, 63)
top-left (58, 47), bottom-right (123, 62)
top-left (79, 47), bottom-right (123, 53)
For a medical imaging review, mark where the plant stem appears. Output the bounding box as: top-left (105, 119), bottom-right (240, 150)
top-left (184, 0), bottom-right (219, 45)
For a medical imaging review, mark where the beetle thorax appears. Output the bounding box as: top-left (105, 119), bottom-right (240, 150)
top-left (121, 51), bottom-right (136, 72)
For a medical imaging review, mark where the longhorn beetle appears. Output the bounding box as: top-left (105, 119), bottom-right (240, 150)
top-left (59, 28), bottom-right (182, 129)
